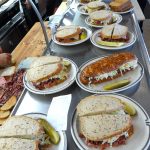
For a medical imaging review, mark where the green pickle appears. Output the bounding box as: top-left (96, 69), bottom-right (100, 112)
top-left (38, 118), bottom-right (60, 145)
top-left (123, 101), bottom-right (137, 116)
top-left (80, 32), bottom-right (87, 40)
top-left (97, 40), bottom-right (124, 47)
top-left (103, 79), bottom-right (131, 90)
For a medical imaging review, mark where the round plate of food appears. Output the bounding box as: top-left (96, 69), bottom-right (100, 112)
top-left (23, 56), bottom-right (78, 94)
top-left (52, 26), bottom-right (92, 46)
top-left (90, 24), bottom-right (136, 50)
top-left (85, 10), bottom-right (122, 28)
top-left (76, 52), bottom-right (144, 94)
top-left (77, 1), bottom-right (109, 15)
top-left (71, 93), bottom-right (150, 150)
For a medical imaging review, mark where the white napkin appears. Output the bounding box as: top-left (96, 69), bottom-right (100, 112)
top-left (47, 94), bottom-right (72, 131)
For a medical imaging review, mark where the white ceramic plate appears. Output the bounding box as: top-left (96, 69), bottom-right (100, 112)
top-left (52, 27), bottom-right (92, 46)
top-left (23, 58), bottom-right (78, 95)
top-left (77, 4), bottom-right (109, 15)
top-left (76, 56), bottom-right (144, 94)
top-left (71, 93), bottom-right (150, 150)
top-left (111, 7), bottom-right (134, 15)
top-left (90, 29), bottom-right (136, 50)
top-left (24, 113), bottom-right (67, 150)
top-left (85, 13), bottom-right (122, 28)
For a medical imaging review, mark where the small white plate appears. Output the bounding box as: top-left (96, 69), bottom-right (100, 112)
top-left (71, 93), bottom-right (150, 150)
top-left (76, 56), bottom-right (144, 94)
top-left (85, 13), bottom-right (122, 28)
top-left (77, 4), bottom-right (109, 15)
top-left (90, 29), bottom-right (136, 50)
top-left (23, 58), bottom-right (78, 95)
top-left (52, 27), bottom-right (92, 46)
top-left (112, 7), bottom-right (134, 15)
top-left (24, 113), bottom-right (67, 150)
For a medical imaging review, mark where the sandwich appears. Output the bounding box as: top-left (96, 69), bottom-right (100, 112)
top-left (0, 115), bottom-right (60, 148)
top-left (26, 56), bottom-right (71, 90)
top-left (79, 114), bottom-right (133, 149)
top-left (84, 1), bottom-right (107, 13)
top-left (109, 0), bottom-right (133, 12)
top-left (77, 95), bottom-right (134, 149)
top-left (97, 24), bottom-right (129, 46)
top-left (55, 25), bottom-right (87, 43)
top-left (77, 95), bottom-right (124, 117)
top-left (0, 138), bottom-right (39, 150)
top-left (80, 52), bottom-right (138, 85)
top-left (89, 10), bottom-right (116, 26)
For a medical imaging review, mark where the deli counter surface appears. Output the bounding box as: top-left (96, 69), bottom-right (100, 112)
top-left (12, 0), bottom-right (150, 150)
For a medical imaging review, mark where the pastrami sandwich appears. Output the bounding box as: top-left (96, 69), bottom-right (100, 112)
top-left (55, 25), bottom-right (87, 43)
top-left (26, 56), bottom-right (71, 90)
top-left (89, 10), bottom-right (115, 26)
top-left (80, 52), bottom-right (138, 85)
top-left (79, 114), bottom-right (133, 149)
top-left (85, 1), bottom-right (107, 13)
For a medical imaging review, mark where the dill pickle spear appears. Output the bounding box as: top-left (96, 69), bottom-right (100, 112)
top-left (122, 101), bottom-right (137, 116)
top-left (103, 79), bottom-right (130, 90)
top-left (38, 118), bottom-right (60, 145)
top-left (80, 32), bottom-right (87, 40)
top-left (97, 40), bottom-right (124, 47)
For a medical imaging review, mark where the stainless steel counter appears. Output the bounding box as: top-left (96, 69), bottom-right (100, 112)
top-left (13, 1), bottom-right (150, 150)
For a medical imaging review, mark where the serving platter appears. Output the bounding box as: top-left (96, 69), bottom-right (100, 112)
top-left (52, 27), bottom-right (92, 46)
top-left (111, 7), bottom-right (134, 15)
top-left (76, 56), bottom-right (144, 94)
top-left (90, 29), bottom-right (136, 50)
top-left (23, 58), bottom-right (78, 95)
top-left (71, 93), bottom-right (150, 150)
top-left (85, 13), bottom-right (122, 28)
top-left (24, 113), bottom-right (67, 150)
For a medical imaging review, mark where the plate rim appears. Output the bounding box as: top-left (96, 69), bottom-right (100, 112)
top-left (90, 29), bottom-right (136, 50)
top-left (52, 27), bottom-right (92, 46)
top-left (85, 13), bottom-right (122, 28)
top-left (23, 58), bottom-right (78, 95)
top-left (76, 55), bottom-right (144, 94)
top-left (71, 93), bottom-right (150, 150)
top-left (112, 7), bottom-right (134, 15)
top-left (23, 112), bottom-right (67, 150)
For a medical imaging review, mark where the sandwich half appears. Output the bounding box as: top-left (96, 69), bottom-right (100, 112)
top-left (77, 95), bottom-right (124, 117)
top-left (109, 0), bottom-right (133, 12)
top-left (80, 52), bottom-right (138, 85)
top-left (55, 25), bottom-right (86, 43)
top-left (80, 0), bottom-right (99, 4)
top-left (85, 1), bottom-right (106, 13)
top-left (89, 10), bottom-right (115, 26)
top-left (0, 138), bottom-right (39, 150)
top-left (26, 56), bottom-right (71, 90)
top-left (99, 24), bottom-right (129, 43)
top-left (79, 114), bottom-right (133, 149)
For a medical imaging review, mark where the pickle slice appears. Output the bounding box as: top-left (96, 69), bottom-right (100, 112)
top-left (97, 40), bottom-right (124, 47)
top-left (103, 79), bottom-right (130, 90)
top-left (38, 118), bottom-right (60, 145)
top-left (80, 32), bottom-right (87, 40)
top-left (122, 101), bottom-right (137, 116)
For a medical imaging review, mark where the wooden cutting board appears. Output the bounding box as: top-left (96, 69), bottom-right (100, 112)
top-left (11, 22), bottom-right (51, 66)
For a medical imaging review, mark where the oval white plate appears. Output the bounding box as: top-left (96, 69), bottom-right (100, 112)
top-left (77, 4), bottom-right (109, 15)
top-left (85, 13), bottom-right (122, 28)
top-left (52, 27), bottom-right (92, 46)
top-left (76, 56), bottom-right (144, 94)
top-left (112, 7), bottom-right (134, 15)
top-left (23, 58), bottom-right (78, 95)
top-left (90, 29), bottom-right (136, 50)
top-left (71, 93), bottom-right (150, 150)
top-left (24, 113), bottom-right (67, 150)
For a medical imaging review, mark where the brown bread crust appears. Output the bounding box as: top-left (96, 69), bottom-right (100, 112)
top-left (80, 52), bottom-right (136, 85)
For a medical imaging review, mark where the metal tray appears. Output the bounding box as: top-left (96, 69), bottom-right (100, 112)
top-left (12, 0), bottom-right (150, 149)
